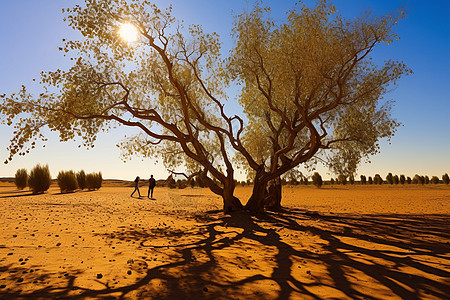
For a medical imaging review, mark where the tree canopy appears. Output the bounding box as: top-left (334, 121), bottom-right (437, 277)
top-left (0, 0), bottom-right (410, 213)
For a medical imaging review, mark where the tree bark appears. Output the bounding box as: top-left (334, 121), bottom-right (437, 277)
top-left (264, 177), bottom-right (282, 211)
top-left (244, 168), bottom-right (268, 213)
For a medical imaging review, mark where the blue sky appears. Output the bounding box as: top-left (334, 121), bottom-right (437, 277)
top-left (1, 0), bottom-right (449, 180)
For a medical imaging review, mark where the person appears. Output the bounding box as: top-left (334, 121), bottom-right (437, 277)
top-left (131, 176), bottom-right (141, 197)
top-left (148, 175), bottom-right (156, 199)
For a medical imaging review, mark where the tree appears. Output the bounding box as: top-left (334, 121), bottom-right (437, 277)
top-left (368, 176), bottom-right (373, 184)
top-left (406, 176), bottom-right (412, 184)
top-left (360, 175), bottom-right (366, 185)
top-left (393, 174), bottom-right (399, 184)
top-left (338, 174), bottom-right (347, 185)
top-left (0, 0), bottom-right (409, 213)
top-left (424, 175), bottom-right (430, 184)
top-left (443, 173), bottom-right (449, 185)
top-left (374, 174), bottom-right (383, 185)
top-left (430, 176), bottom-right (439, 184)
top-left (76, 170), bottom-right (86, 190)
top-left (399, 174), bottom-right (405, 184)
top-left (386, 173), bottom-right (393, 184)
top-left (311, 172), bottom-right (323, 188)
top-left (330, 178), bottom-right (335, 184)
top-left (14, 168), bottom-right (28, 190)
top-left (28, 164), bottom-right (51, 194)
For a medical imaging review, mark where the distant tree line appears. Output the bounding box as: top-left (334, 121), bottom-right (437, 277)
top-left (14, 165), bottom-right (102, 194)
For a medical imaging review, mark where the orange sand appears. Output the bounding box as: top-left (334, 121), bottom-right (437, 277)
top-left (0, 184), bottom-right (449, 299)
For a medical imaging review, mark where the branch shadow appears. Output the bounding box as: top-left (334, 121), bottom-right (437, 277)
top-left (0, 209), bottom-right (449, 299)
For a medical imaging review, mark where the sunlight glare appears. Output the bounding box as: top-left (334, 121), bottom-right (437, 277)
top-left (118, 23), bottom-right (139, 43)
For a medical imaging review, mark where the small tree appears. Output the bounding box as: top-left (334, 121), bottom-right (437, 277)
top-left (14, 168), bottom-right (28, 190)
top-left (330, 178), bottom-right (335, 185)
top-left (424, 176), bottom-right (430, 184)
top-left (430, 176), bottom-right (439, 184)
top-left (393, 175), bottom-right (399, 184)
top-left (399, 174), bottom-right (406, 184)
top-left (76, 170), bottom-right (86, 190)
top-left (374, 174), bottom-right (383, 185)
top-left (360, 175), bottom-right (366, 185)
top-left (349, 176), bottom-right (355, 185)
top-left (368, 176), bottom-right (373, 184)
top-left (442, 173), bottom-right (449, 185)
top-left (57, 170), bottom-right (78, 193)
top-left (28, 164), bottom-right (51, 194)
top-left (338, 175), bottom-right (347, 185)
top-left (386, 173), bottom-right (393, 184)
top-left (406, 176), bottom-right (412, 184)
top-left (86, 172), bottom-right (102, 190)
top-left (311, 172), bottom-right (323, 188)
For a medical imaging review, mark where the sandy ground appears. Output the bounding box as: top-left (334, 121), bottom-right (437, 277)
top-left (0, 183), bottom-right (449, 299)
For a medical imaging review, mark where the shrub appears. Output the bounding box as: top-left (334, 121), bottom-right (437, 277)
top-left (443, 173), bottom-right (450, 185)
top-left (424, 176), bottom-right (430, 184)
top-left (399, 175), bottom-right (406, 184)
top-left (349, 176), bottom-right (355, 185)
top-left (311, 172), bottom-right (323, 188)
top-left (168, 177), bottom-right (177, 189)
top-left (28, 164), bottom-right (51, 194)
top-left (393, 175), bottom-right (399, 184)
top-left (374, 174), bottom-right (383, 185)
top-left (86, 172), bottom-right (102, 190)
top-left (14, 168), bottom-right (28, 190)
top-left (413, 174), bottom-right (424, 185)
top-left (368, 176), bottom-right (373, 184)
top-left (76, 170), bottom-right (86, 190)
top-left (406, 176), bottom-right (412, 184)
top-left (338, 175), bottom-right (347, 185)
top-left (386, 173), bottom-right (393, 184)
top-left (57, 170), bottom-right (78, 193)
top-left (430, 176), bottom-right (439, 184)
top-left (360, 175), bottom-right (366, 185)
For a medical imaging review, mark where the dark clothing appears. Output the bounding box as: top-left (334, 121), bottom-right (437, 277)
top-left (148, 178), bottom-right (156, 198)
top-left (131, 177), bottom-right (141, 197)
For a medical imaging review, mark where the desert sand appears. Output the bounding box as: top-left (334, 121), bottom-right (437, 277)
top-left (0, 183), bottom-right (449, 299)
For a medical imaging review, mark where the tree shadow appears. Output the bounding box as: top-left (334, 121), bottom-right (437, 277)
top-left (0, 209), bottom-right (449, 299)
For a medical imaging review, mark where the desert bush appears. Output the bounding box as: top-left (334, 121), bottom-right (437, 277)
top-left (76, 170), bottom-right (86, 190)
top-left (311, 172), bottom-right (323, 188)
top-left (368, 176), bottom-right (373, 184)
top-left (443, 173), bottom-right (450, 185)
top-left (57, 170), bottom-right (78, 193)
top-left (424, 176), bottom-right (430, 184)
top-left (406, 176), bottom-right (412, 184)
top-left (393, 175), bottom-right (399, 184)
top-left (412, 174), bottom-right (424, 185)
top-left (14, 168), bottom-right (28, 190)
top-left (330, 178), bottom-right (335, 184)
top-left (28, 164), bottom-right (51, 194)
top-left (168, 177), bottom-right (177, 189)
top-left (430, 176), bottom-right (439, 184)
top-left (399, 174), bottom-right (406, 184)
top-left (386, 173), bottom-right (393, 184)
top-left (338, 175), bottom-right (347, 185)
top-left (374, 174), bottom-right (383, 185)
top-left (86, 172), bottom-right (102, 190)
top-left (360, 175), bottom-right (366, 185)
top-left (349, 176), bottom-right (355, 185)
top-left (177, 179), bottom-right (187, 189)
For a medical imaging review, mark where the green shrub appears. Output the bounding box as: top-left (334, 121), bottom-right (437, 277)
top-left (76, 170), bottom-right (86, 190)
top-left (311, 172), bottom-right (323, 188)
top-left (14, 168), bottom-right (28, 190)
top-left (399, 175), bottom-right (406, 184)
top-left (430, 176), bottom-right (439, 184)
top-left (57, 170), bottom-right (78, 193)
top-left (443, 173), bottom-right (450, 185)
top-left (28, 164), bottom-right (51, 194)
top-left (86, 172), bottom-right (102, 190)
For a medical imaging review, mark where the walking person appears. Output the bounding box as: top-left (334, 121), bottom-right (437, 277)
top-left (148, 175), bottom-right (156, 199)
top-left (131, 176), bottom-right (141, 197)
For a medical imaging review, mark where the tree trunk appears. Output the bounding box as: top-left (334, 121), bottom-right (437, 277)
top-left (244, 178), bottom-right (268, 213)
top-left (222, 179), bottom-right (244, 214)
top-left (264, 177), bottom-right (282, 211)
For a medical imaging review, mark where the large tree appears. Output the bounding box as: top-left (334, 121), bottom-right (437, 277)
top-left (1, 0), bottom-right (410, 213)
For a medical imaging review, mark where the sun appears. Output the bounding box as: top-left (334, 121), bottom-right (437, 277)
top-left (118, 23), bottom-right (139, 43)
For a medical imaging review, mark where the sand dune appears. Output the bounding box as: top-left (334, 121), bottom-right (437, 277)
top-left (0, 184), bottom-right (449, 299)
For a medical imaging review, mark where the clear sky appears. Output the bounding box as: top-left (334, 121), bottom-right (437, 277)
top-left (1, 0), bottom-right (449, 181)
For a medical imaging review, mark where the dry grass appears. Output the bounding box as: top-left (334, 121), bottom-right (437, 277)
top-left (0, 183), bottom-right (449, 299)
